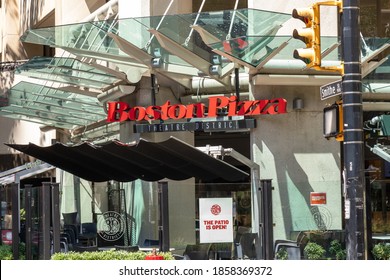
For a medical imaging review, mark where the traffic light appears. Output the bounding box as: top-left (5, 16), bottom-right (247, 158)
top-left (323, 101), bottom-right (343, 141)
top-left (292, 4), bottom-right (321, 68)
top-left (291, 1), bottom-right (344, 73)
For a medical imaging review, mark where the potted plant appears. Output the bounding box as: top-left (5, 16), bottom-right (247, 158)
top-left (329, 240), bottom-right (346, 260)
top-left (372, 243), bottom-right (390, 260)
top-left (303, 242), bottom-right (326, 260)
top-left (275, 247), bottom-right (288, 260)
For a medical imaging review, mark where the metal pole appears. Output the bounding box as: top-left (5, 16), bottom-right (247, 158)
top-left (51, 183), bottom-right (61, 254)
top-left (25, 184), bottom-right (33, 260)
top-left (11, 183), bottom-right (20, 260)
top-left (41, 182), bottom-right (51, 260)
top-left (158, 181), bottom-right (170, 252)
top-left (341, 0), bottom-right (365, 260)
top-left (260, 179), bottom-right (273, 260)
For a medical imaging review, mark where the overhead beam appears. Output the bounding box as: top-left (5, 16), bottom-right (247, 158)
top-left (148, 29), bottom-right (231, 87)
top-left (361, 43), bottom-right (390, 78)
top-left (107, 32), bottom-right (154, 66)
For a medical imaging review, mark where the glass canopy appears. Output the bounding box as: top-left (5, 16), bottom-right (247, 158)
top-left (6, 8), bottom-right (390, 132)
top-left (15, 57), bottom-right (126, 90)
top-left (20, 19), bottom-right (141, 67)
top-left (18, 8), bottom-right (390, 75)
top-left (0, 81), bottom-right (106, 129)
top-left (20, 9), bottom-right (291, 70)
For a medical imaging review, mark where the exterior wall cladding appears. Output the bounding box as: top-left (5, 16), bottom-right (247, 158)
top-left (1, 0), bottom-right (344, 249)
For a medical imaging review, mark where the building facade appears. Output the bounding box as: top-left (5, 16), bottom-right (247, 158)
top-left (1, 0), bottom-right (389, 259)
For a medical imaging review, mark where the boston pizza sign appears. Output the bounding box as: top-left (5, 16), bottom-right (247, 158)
top-left (106, 96), bottom-right (287, 122)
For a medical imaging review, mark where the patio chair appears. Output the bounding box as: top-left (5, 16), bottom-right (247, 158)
top-left (62, 212), bottom-right (78, 225)
top-left (64, 224), bottom-right (79, 243)
top-left (233, 226), bottom-right (251, 259)
top-left (73, 244), bottom-right (98, 252)
top-left (274, 241), bottom-right (301, 260)
top-left (114, 245), bottom-right (139, 252)
top-left (183, 244), bottom-right (211, 260)
top-left (274, 231), bottom-right (308, 260)
top-left (143, 239), bottom-right (159, 247)
top-left (78, 222), bottom-right (97, 246)
top-left (236, 233), bottom-right (258, 259)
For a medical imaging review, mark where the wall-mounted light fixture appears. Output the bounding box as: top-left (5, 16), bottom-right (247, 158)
top-left (151, 47), bottom-right (165, 68)
top-left (208, 53), bottom-right (222, 76)
top-left (209, 64), bottom-right (222, 76)
top-left (151, 57), bottom-right (164, 68)
top-left (293, 98), bottom-right (304, 110)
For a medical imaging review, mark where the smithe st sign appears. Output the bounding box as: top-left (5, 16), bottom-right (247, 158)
top-left (106, 96), bottom-right (287, 122)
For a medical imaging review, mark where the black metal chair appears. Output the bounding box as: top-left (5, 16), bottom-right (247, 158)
top-left (274, 240), bottom-right (301, 260)
top-left (62, 212), bottom-right (78, 225)
top-left (237, 233), bottom-right (258, 259)
top-left (64, 228), bottom-right (76, 243)
top-left (233, 226), bottom-right (251, 258)
top-left (183, 244), bottom-right (211, 260)
top-left (64, 224), bottom-right (79, 243)
top-left (114, 245), bottom-right (139, 252)
top-left (73, 244), bottom-right (98, 252)
top-left (274, 231), bottom-right (308, 260)
top-left (78, 223), bottom-right (97, 246)
top-left (143, 239), bottom-right (159, 247)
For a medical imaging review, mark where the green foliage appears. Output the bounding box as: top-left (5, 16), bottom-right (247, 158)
top-left (275, 247), bottom-right (288, 260)
top-left (0, 243), bottom-right (26, 260)
top-left (0, 245), bottom-right (13, 260)
top-left (20, 208), bottom-right (26, 221)
top-left (372, 243), bottom-right (390, 260)
top-left (303, 242), bottom-right (326, 260)
top-left (51, 250), bottom-right (174, 260)
top-left (328, 240), bottom-right (346, 260)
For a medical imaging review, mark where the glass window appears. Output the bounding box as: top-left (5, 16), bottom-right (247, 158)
top-left (193, 0), bottom-right (248, 12)
top-left (361, 0), bottom-right (390, 37)
top-left (365, 159), bottom-right (390, 235)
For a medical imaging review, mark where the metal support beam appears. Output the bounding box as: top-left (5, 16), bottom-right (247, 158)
top-left (107, 32), bottom-right (154, 66)
top-left (11, 183), bottom-right (20, 260)
top-left (260, 179), bottom-right (273, 260)
top-left (158, 181), bottom-right (170, 252)
top-left (361, 43), bottom-right (390, 77)
top-left (51, 183), bottom-right (61, 254)
top-left (148, 29), bottom-right (231, 87)
top-left (42, 182), bottom-right (51, 260)
top-left (25, 184), bottom-right (33, 260)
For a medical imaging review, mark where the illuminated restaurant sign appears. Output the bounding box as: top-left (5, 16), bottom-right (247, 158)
top-left (106, 96), bottom-right (287, 122)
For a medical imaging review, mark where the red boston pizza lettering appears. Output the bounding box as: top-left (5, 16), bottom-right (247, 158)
top-left (106, 96), bottom-right (287, 122)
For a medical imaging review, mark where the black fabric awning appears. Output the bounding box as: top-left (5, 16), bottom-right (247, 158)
top-left (5, 137), bottom-right (248, 182)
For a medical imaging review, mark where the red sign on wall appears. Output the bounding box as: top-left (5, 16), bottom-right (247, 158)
top-left (310, 192), bottom-right (327, 206)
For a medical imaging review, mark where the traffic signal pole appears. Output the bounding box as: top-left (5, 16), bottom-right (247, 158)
top-left (341, 0), bottom-right (365, 259)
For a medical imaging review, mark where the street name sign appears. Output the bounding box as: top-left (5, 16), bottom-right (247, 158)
top-left (320, 80), bottom-right (342, 100)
